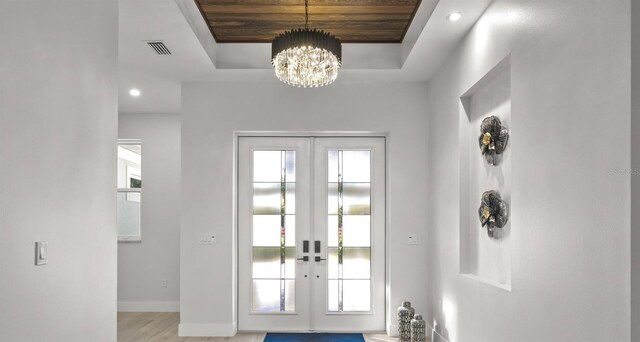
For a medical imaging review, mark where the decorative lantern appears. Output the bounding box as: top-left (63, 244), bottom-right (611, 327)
top-left (397, 301), bottom-right (415, 342)
top-left (411, 314), bottom-right (427, 342)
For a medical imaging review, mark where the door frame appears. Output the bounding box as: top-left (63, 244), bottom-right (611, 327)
top-left (233, 131), bottom-right (390, 333)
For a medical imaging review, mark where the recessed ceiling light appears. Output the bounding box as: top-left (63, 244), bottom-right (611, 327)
top-left (129, 88), bottom-right (141, 97)
top-left (448, 12), bottom-right (462, 21)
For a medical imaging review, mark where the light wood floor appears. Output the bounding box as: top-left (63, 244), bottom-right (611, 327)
top-left (117, 312), bottom-right (397, 342)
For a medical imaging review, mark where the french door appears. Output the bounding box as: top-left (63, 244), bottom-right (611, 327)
top-left (238, 136), bottom-right (385, 332)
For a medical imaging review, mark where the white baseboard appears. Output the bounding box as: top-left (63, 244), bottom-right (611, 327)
top-left (387, 323), bottom-right (399, 337)
top-left (178, 322), bottom-right (237, 337)
top-left (427, 324), bottom-right (449, 342)
top-left (117, 301), bottom-right (179, 312)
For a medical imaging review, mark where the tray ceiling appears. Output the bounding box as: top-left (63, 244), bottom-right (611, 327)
top-left (195, 0), bottom-right (422, 43)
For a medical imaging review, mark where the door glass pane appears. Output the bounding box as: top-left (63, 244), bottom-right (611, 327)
top-left (252, 247), bottom-right (280, 279)
top-left (343, 183), bottom-right (370, 215)
top-left (343, 248), bottom-right (371, 279)
top-left (284, 247), bottom-right (296, 279)
top-left (253, 215), bottom-right (280, 247)
top-left (253, 215), bottom-right (295, 247)
top-left (328, 215), bottom-right (370, 247)
top-left (252, 150), bottom-right (296, 312)
top-left (285, 215), bottom-right (296, 247)
top-left (327, 150), bottom-right (372, 312)
top-left (252, 279), bottom-right (296, 313)
top-left (285, 151), bottom-right (296, 182)
top-left (328, 280), bottom-right (339, 312)
top-left (328, 183), bottom-right (370, 215)
top-left (342, 151), bottom-right (371, 182)
top-left (253, 183), bottom-right (295, 215)
top-left (284, 280), bottom-right (296, 311)
top-left (254, 151), bottom-right (281, 182)
top-left (342, 280), bottom-right (371, 311)
top-left (252, 247), bottom-right (294, 279)
top-left (328, 248), bottom-right (370, 280)
top-left (328, 150), bottom-right (339, 183)
top-left (255, 150), bottom-right (296, 182)
top-left (328, 248), bottom-right (339, 279)
top-left (328, 183), bottom-right (338, 215)
top-left (253, 279), bottom-right (281, 312)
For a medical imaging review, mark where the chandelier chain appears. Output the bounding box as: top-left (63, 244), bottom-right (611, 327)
top-left (305, 0), bottom-right (309, 29)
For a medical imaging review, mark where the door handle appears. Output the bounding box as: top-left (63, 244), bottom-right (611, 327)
top-left (314, 240), bottom-right (326, 262)
top-left (297, 240), bottom-right (310, 261)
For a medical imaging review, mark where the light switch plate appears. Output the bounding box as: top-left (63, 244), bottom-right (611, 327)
top-left (198, 234), bottom-right (217, 245)
top-left (35, 241), bottom-right (47, 265)
top-left (407, 234), bottom-right (419, 245)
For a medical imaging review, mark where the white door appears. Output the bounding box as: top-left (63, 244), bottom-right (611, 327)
top-left (238, 136), bottom-right (385, 332)
top-left (238, 137), bottom-right (312, 331)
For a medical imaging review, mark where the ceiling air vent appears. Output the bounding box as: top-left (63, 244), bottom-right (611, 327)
top-left (146, 41), bottom-right (171, 56)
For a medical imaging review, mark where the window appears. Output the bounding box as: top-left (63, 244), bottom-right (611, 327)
top-left (251, 150), bottom-right (296, 312)
top-left (327, 150), bottom-right (372, 312)
top-left (117, 139), bottom-right (142, 242)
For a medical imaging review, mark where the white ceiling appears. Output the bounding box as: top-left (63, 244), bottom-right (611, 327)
top-left (118, 0), bottom-right (493, 113)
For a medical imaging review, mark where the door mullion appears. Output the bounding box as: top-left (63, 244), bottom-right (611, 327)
top-left (309, 137), bottom-right (316, 331)
top-left (280, 151), bottom-right (286, 312)
top-left (337, 150), bottom-right (344, 313)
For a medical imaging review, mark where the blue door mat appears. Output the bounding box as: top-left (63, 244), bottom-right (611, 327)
top-left (264, 333), bottom-right (366, 342)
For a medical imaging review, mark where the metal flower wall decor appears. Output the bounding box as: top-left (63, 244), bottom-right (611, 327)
top-left (478, 116), bottom-right (509, 165)
top-left (478, 190), bottom-right (508, 238)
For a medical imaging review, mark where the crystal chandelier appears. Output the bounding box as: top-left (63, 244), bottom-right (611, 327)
top-left (271, 0), bottom-right (342, 88)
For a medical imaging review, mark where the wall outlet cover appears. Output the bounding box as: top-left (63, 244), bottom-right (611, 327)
top-left (407, 234), bottom-right (419, 245)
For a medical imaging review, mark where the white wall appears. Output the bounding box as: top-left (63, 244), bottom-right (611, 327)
top-left (0, 1), bottom-right (118, 341)
top-left (118, 113), bottom-right (181, 312)
top-left (180, 82), bottom-right (429, 336)
top-left (632, 0), bottom-right (640, 340)
top-left (425, 1), bottom-right (630, 341)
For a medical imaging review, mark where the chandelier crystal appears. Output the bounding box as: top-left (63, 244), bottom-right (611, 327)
top-left (271, 1), bottom-right (342, 88)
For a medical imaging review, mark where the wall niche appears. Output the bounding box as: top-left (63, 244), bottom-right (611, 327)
top-left (459, 55), bottom-right (512, 291)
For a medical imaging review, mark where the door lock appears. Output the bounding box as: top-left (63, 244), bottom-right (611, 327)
top-left (303, 240), bottom-right (309, 253)
top-left (314, 240), bottom-right (326, 262)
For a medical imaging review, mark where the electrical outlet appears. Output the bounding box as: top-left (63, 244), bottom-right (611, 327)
top-left (407, 234), bottom-right (419, 245)
top-left (161, 279), bottom-right (167, 288)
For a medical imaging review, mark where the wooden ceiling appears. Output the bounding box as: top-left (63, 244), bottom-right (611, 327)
top-left (195, 0), bottom-right (423, 43)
